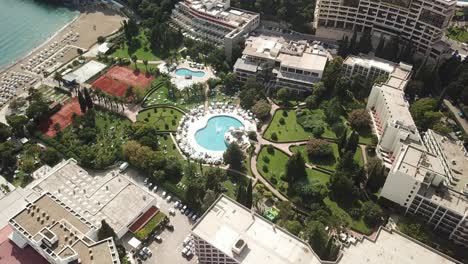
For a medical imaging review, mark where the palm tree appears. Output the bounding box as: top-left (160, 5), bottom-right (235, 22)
top-left (143, 59), bottom-right (149, 73)
top-left (53, 72), bottom-right (63, 87)
top-left (131, 54), bottom-right (138, 70)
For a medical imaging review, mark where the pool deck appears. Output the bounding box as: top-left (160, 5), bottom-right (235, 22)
top-left (170, 61), bottom-right (215, 90)
top-left (179, 111), bottom-right (256, 161)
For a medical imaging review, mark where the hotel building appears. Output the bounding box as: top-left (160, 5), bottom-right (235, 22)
top-left (365, 57), bottom-right (418, 167)
top-left (380, 143), bottom-right (468, 246)
top-left (171, 0), bottom-right (260, 59)
top-left (192, 195), bottom-right (322, 264)
top-left (9, 192), bottom-right (120, 264)
top-left (233, 35), bottom-right (329, 92)
top-left (342, 54), bottom-right (398, 81)
top-left (314, 0), bottom-right (457, 60)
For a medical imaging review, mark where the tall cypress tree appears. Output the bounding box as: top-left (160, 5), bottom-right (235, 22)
top-left (338, 128), bottom-right (348, 154)
top-left (345, 130), bottom-right (359, 153)
top-left (83, 88), bottom-right (93, 109)
top-left (358, 30), bottom-right (373, 54)
top-left (77, 91), bottom-right (87, 113)
top-left (349, 30), bottom-right (358, 55)
top-left (338, 35), bottom-right (349, 58)
top-left (236, 184), bottom-right (246, 207)
top-left (375, 36), bottom-right (385, 58)
top-left (245, 179), bottom-right (253, 209)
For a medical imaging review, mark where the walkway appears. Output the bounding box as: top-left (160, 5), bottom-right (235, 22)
top-left (444, 99), bottom-right (468, 134)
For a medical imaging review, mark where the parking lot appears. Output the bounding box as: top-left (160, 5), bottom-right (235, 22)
top-left (121, 169), bottom-right (197, 264)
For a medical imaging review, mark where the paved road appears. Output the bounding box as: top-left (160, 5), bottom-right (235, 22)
top-left (444, 99), bottom-right (468, 134)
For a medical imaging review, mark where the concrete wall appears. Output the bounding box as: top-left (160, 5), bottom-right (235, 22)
top-left (381, 170), bottom-right (418, 206)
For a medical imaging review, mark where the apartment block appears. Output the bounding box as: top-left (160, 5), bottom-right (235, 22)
top-left (365, 59), bottom-right (418, 167)
top-left (233, 35), bottom-right (329, 92)
top-left (9, 192), bottom-right (120, 264)
top-left (171, 0), bottom-right (260, 59)
top-left (314, 0), bottom-right (456, 60)
top-left (192, 195), bottom-right (322, 264)
top-left (380, 143), bottom-right (468, 246)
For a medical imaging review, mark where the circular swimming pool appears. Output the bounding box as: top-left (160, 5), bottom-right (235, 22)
top-left (175, 68), bottom-right (206, 78)
top-left (194, 115), bottom-right (243, 151)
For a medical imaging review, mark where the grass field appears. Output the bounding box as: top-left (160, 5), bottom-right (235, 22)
top-left (111, 30), bottom-right (162, 61)
top-left (38, 85), bottom-right (70, 104)
top-left (144, 85), bottom-right (203, 111)
top-left (324, 197), bottom-right (372, 235)
top-left (446, 26), bottom-right (468, 43)
top-left (137, 107), bottom-right (184, 131)
top-left (135, 211), bottom-right (167, 240)
top-left (264, 109), bottom-right (337, 142)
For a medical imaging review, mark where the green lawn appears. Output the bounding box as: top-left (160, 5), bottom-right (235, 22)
top-left (143, 85), bottom-right (203, 111)
top-left (111, 30), bottom-right (162, 61)
top-left (135, 211), bottom-right (167, 240)
top-left (137, 107), bottom-right (184, 131)
top-left (264, 109), bottom-right (337, 142)
top-left (446, 26), bottom-right (468, 43)
top-left (256, 146), bottom-right (331, 193)
top-left (290, 143), bottom-right (364, 171)
top-left (324, 197), bottom-right (372, 235)
top-left (157, 133), bottom-right (183, 159)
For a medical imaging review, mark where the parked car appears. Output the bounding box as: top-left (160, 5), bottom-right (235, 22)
top-left (166, 222), bottom-right (174, 231)
top-left (138, 250), bottom-right (147, 260)
top-left (180, 205), bottom-right (187, 212)
top-left (152, 186), bottom-right (158, 192)
top-left (174, 201), bottom-right (180, 208)
top-left (148, 183), bottom-right (153, 189)
top-left (188, 211), bottom-right (194, 218)
top-left (162, 191), bottom-right (167, 198)
top-left (458, 111), bottom-right (465, 118)
top-left (141, 247), bottom-right (152, 258)
top-left (154, 235), bottom-right (162, 243)
top-left (169, 208), bottom-right (176, 215)
top-left (191, 214), bottom-right (198, 222)
top-left (119, 162), bottom-right (129, 172)
top-left (183, 236), bottom-right (191, 246)
top-left (186, 249), bottom-right (194, 258)
top-left (185, 209), bottom-right (191, 216)
top-left (143, 178), bottom-right (149, 185)
top-left (181, 247), bottom-right (189, 256)
top-left (166, 195), bottom-right (172, 202)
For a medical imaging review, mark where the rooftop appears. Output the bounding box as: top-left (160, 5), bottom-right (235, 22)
top-left (10, 193), bottom-right (118, 264)
top-left (394, 144), bottom-right (445, 183)
top-left (429, 130), bottom-right (468, 192)
top-left (192, 195), bottom-right (321, 264)
top-left (182, 0), bottom-right (257, 28)
top-left (344, 55), bottom-right (396, 73)
top-left (29, 159), bottom-right (155, 236)
top-left (338, 227), bottom-right (459, 264)
top-left (243, 35), bottom-right (328, 71)
top-left (375, 84), bottom-right (416, 130)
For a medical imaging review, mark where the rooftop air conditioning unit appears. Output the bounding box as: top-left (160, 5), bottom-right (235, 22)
top-left (232, 238), bottom-right (247, 255)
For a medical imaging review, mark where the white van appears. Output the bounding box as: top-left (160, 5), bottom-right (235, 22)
top-left (119, 162), bottom-right (129, 172)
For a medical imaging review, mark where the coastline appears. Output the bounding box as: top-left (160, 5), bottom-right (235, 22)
top-left (0, 12), bottom-right (80, 76)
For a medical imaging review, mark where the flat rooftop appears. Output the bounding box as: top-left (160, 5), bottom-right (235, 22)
top-left (376, 84), bottom-right (416, 129)
top-left (243, 35), bottom-right (328, 71)
top-left (183, 0), bottom-right (257, 28)
top-left (10, 193), bottom-right (117, 264)
top-left (338, 228), bottom-right (459, 264)
top-left (30, 159), bottom-right (155, 236)
top-left (344, 55), bottom-right (396, 73)
top-left (192, 196), bottom-right (321, 264)
top-left (430, 131), bottom-right (468, 192)
top-left (394, 144), bottom-right (445, 183)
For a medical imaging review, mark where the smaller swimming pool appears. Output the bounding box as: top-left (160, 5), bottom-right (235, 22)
top-left (175, 68), bottom-right (205, 78)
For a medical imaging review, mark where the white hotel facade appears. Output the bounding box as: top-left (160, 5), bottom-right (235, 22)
top-left (314, 0), bottom-right (456, 60)
top-left (171, 0), bottom-right (260, 59)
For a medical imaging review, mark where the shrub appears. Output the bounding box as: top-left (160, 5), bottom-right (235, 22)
top-left (279, 117), bottom-right (285, 125)
top-left (270, 177), bottom-right (277, 185)
top-left (271, 132), bottom-right (278, 141)
top-left (97, 36), bottom-right (106, 43)
top-left (266, 145), bottom-right (275, 154)
top-left (262, 155), bottom-right (270, 163)
top-left (282, 111), bottom-right (288, 117)
top-left (262, 165), bottom-right (269, 173)
top-left (164, 124), bottom-right (169, 130)
top-left (251, 99), bottom-right (271, 120)
top-left (248, 131), bottom-right (257, 141)
top-left (296, 110), bottom-right (326, 137)
top-left (306, 138), bottom-right (334, 158)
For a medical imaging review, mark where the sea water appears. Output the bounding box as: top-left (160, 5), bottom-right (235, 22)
top-left (0, 0), bottom-right (78, 70)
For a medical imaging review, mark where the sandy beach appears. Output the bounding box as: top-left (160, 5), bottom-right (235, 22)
top-left (0, 6), bottom-right (125, 77)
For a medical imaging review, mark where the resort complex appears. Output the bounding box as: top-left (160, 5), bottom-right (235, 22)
top-left (1, 0), bottom-right (468, 264)
top-left (234, 35), bottom-right (329, 91)
top-left (314, 0), bottom-right (457, 60)
top-left (171, 0), bottom-right (260, 59)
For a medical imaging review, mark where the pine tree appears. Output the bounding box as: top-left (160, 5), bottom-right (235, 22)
top-left (345, 130), bottom-right (359, 153)
top-left (349, 30), bottom-right (358, 55)
top-left (382, 36), bottom-right (400, 62)
top-left (338, 128), bottom-right (348, 154)
top-left (77, 91), bottom-right (87, 113)
top-left (83, 88), bottom-right (93, 109)
top-left (375, 36), bottom-right (385, 58)
top-left (97, 220), bottom-right (116, 240)
top-left (245, 179), bottom-right (253, 209)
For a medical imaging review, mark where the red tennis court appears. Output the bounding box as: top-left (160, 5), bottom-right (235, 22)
top-left (0, 225), bottom-right (48, 264)
top-left (129, 206), bottom-right (159, 233)
top-left (91, 75), bottom-right (129, 97)
top-left (40, 98), bottom-right (83, 137)
top-left (106, 66), bottom-right (154, 88)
